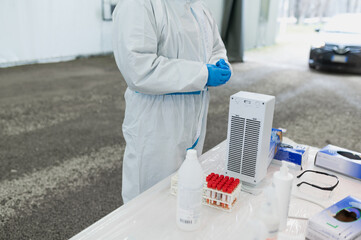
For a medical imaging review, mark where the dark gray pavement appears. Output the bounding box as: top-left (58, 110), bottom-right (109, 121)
top-left (0, 27), bottom-right (360, 239)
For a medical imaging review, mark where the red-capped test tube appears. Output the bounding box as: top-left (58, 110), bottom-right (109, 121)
top-left (222, 185), bottom-right (228, 208)
top-left (206, 181), bottom-right (212, 203)
top-left (217, 184), bottom-right (223, 205)
top-left (227, 186), bottom-right (234, 205)
top-left (212, 182), bottom-right (217, 204)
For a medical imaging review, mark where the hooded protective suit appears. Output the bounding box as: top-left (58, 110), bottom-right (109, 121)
top-left (113, 0), bottom-right (230, 203)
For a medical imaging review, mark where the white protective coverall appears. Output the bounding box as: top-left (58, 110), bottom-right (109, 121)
top-left (113, 0), bottom-right (230, 203)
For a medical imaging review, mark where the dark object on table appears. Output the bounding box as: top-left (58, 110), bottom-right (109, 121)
top-left (337, 151), bottom-right (361, 160)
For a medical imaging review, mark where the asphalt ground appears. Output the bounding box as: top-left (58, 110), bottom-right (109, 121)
top-left (0, 27), bottom-right (360, 239)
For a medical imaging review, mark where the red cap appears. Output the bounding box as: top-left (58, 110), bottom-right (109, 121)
top-left (225, 176), bottom-right (229, 180)
top-left (227, 187), bottom-right (233, 194)
top-left (212, 183), bottom-right (217, 189)
top-left (230, 177), bottom-right (234, 181)
top-left (207, 181), bottom-right (212, 188)
top-left (217, 184), bottom-right (222, 191)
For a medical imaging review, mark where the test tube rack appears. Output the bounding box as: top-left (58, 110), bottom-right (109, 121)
top-left (170, 173), bottom-right (242, 212)
top-left (203, 173), bottom-right (241, 212)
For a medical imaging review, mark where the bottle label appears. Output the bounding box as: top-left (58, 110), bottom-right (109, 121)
top-left (177, 187), bottom-right (202, 225)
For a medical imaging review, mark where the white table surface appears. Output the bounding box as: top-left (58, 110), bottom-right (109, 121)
top-left (70, 138), bottom-right (361, 240)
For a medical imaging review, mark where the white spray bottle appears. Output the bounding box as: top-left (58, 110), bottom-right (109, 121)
top-left (257, 186), bottom-right (280, 240)
top-left (273, 161), bottom-right (294, 231)
top-left (176, 149), bottom-right (204, 231)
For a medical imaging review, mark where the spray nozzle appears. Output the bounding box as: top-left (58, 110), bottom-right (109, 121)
top-left (186, 149), bottom-right (198, 160)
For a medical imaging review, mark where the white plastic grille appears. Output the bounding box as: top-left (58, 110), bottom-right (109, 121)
top-left (227, 116), bottom-right (245, 174)
top-left (241, 119), bottom-right (260, 177)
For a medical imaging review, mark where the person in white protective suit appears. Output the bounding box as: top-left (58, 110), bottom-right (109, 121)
top-left (113, 0), bottom-right (232, 203)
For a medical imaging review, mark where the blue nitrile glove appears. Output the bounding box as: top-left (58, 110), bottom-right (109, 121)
top-left (206, 64), bottom-right (231, 87)
top-left (216, 59), bottom-right (230, 70)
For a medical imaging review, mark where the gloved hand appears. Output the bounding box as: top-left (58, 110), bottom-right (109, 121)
top-left (206, 63), bottom-right (231, 87)
top-left (216, 59), bottom-right (230, 70)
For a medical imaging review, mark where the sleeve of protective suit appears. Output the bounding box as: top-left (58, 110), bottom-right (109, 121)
top-left (113, 0), bottom-right (208, 95)
top-left (206, 9), bottom-right (233, 73)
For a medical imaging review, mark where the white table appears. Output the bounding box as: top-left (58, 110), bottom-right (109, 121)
top-left (70, 138), bottom-right (361, 240)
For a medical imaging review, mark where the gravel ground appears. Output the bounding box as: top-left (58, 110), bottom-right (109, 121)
top-left (0, 27), bottom-right (360, 239)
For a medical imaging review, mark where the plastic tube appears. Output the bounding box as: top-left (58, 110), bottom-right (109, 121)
top-left (217, 184), bottom-right (222, 205)
top-left (273, 161), bottom-right (294, 231)
top-left (206, 181), bottom-right (212, 203)
top-left (222, 186), bottom-right (227, 208)
top-left (212, 182), bottom-right (217, 204)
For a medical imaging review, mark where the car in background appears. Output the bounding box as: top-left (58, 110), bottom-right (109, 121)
top-left (309, 14), bottom-right (361, 74)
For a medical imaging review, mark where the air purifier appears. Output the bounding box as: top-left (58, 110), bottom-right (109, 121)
top-left (225, 91), bottom-right (275, 184)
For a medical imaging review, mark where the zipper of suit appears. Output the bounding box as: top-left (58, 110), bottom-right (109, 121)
top-left (187, 1), bottom-right (208, 150)
top-left (189, 4), bottom-right (207, 64)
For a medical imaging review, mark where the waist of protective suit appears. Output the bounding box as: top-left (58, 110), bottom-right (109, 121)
top-left (135, 91), bottom-right (202, 95)
top-left (166, 91), bottom-right (202, 95)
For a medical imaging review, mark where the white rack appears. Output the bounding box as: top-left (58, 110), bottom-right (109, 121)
top-left (171, 173), bottom-right (242, 212)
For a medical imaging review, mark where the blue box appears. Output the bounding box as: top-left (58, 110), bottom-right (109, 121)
top-left (268, 128), bottom-right (282, 162)
top-left (315, 145), bottom-right (361, 180)
top-left (273, 144), bottom-right (308, 170)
